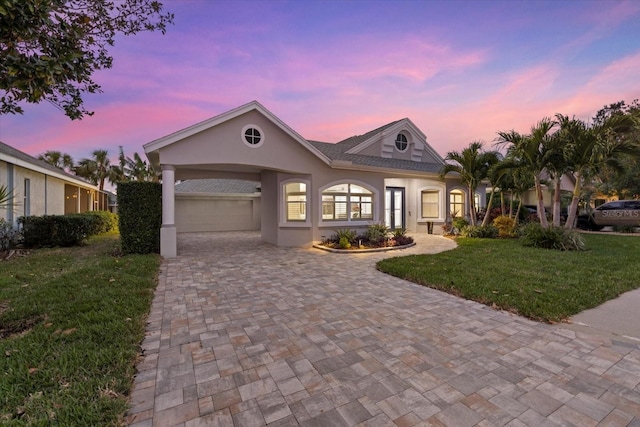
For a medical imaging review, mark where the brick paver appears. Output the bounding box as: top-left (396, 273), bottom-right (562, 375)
top-left (127, 232), bottom-right (640, 426)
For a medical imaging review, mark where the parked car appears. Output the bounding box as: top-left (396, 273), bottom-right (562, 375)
top-left (593, 200), bottom-right (640, 226)
top-left (577, 200), bottom-right (640, 230)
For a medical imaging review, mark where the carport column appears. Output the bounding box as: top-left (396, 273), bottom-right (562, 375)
top-left (160, 165), bottom-right (177, 258)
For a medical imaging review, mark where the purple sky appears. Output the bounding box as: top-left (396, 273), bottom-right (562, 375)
top-left (1, 0), bottom-right (639, 163)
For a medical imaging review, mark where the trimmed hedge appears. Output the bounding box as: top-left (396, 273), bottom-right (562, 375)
top-left (118, 181), bottom-right (161, 254)
top-left (19, 212), bottom-right (114, 248)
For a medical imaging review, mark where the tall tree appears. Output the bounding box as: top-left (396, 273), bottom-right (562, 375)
top-left (74, 149), bottom-right (111, 190)
top-left (560, 111), bottom-right (638, 229)
top-left (497, 118), bottom-right (557, 228)
top-left (0, 0), bottom-right (173, 119)
top-left (440, 141), bottom-right (500, 226)
top-left (37, 150), bottom-right (74, 172)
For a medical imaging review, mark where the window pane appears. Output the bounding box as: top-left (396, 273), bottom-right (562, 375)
top-left (285, 182), bottom-right (307, 221)
top-left (421, 191), bottom-right (439, 218)
top-left (350, 184), bottom-right (371, 194)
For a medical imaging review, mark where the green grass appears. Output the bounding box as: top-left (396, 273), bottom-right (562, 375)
top-left (377, 234), bottom-right (640, 323)
top-left (0, 232), bottom-right (160, 425)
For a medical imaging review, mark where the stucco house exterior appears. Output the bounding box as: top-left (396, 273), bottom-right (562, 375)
top-left (144, 101), bottom-right (481, 258)
top-left (0, 141), bottom-right (107, 225)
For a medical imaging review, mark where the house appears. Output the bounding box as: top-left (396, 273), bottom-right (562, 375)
top-left (0, 141), bottom-right (108, 225)
top-left (144, 101), bottom-right (479, 258)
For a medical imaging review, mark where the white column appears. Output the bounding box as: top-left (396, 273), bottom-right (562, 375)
top-left (160, 165), bottom-right (177, 258)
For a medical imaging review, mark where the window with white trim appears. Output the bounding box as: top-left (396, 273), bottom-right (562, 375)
top-left (322, 183), bottom-right (373, 221)
top-left (285, 182), bottom-right (307, 221)
top-left (395, 133), bottom-right (408, 152)
top-left (421, 190), bottom-right (439, 218)
top-left (450, 189), bottom-right (465, 217)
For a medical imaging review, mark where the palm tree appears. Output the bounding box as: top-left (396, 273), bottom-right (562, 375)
top-left (74, 149), bottom-right (112, 191)
top-left (497, 118), bottom-right (557, 228)
top-left (38, 150), bottom-right (74, 172)
top-left (560, 113), bottom-right (638, 228)
top-left (126, 152), bottom-right (157, 182)
top-left (440, 141), bottom-right (501, 226)
top-left (0, 185), bottom-right (13, 209)
top-left (481, 154), bottom-right (506, 226)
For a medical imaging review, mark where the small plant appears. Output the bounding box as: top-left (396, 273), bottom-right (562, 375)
top-left (366, 223), bottom-right (390, 246)
top-left (333, 228), bottom-right (357, 244)
top-left (392, 227), bottom-right (414, 245)
top-left (452, 216), bottom-right (469, 233)
top-left (461, 224), bottom-right (498, 238)
top-left (518, 223), bottom-right (585, 251)
top-left (338, 236), bottom-right (351, 249)
top-left (493, 215), bottom-right (516, 237)
top-left (0, 218), bottom-right (21, 251)
top-left (441, 222), bottom-right (453, 235)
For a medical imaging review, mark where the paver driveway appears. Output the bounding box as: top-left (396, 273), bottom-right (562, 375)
top-left (127, 232), bottom-right (640, 427)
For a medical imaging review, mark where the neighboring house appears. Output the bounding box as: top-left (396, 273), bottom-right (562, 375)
top-left (175, 179), bottom-right (261, 232)
top-left (0, 141), bottom-right (108, 225)
top-left (144, 101), bottom-right (478, 257)
top-left (520, 171), bottom-right (575, 208)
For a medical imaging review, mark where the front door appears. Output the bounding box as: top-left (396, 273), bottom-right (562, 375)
top-left (385, 187), bottom-right (405, 230)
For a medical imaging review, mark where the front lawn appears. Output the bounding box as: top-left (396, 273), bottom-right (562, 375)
top-left (0, 232), bottom-right (159, 425)
top-left (377, 234), bottom-right (640, 323)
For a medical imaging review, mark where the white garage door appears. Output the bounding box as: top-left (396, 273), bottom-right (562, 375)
top-left (176, 195), bottom-right (258, 232)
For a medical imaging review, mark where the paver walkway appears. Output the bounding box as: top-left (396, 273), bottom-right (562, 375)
top-left (127, 232), bottom-right (640, 426)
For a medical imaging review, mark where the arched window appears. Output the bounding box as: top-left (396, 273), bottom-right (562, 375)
top-left (395, 133), bottom-right (408, 152)
top-left (285, 182), bottom-right (307, 221)
top-left (450, 189), bottom-right (465, 218)
top-left (322, 183), bottom-right (373, 221)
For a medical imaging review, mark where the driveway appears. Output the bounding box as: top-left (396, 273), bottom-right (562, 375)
top-left (127, 232), bottom-right (640, 426)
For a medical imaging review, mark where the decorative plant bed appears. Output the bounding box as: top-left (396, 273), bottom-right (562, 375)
top-left (313, 241), bottom-right (416, 253)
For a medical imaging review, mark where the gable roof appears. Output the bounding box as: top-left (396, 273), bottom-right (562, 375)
top-left (144, 101), bottom-right (446, 176)
top-left (307, 118), bottom-right (444, 174)
top-left (144, 100), bottom-right (332, 168)
top-left (0, 141), bottom-right (97, 188)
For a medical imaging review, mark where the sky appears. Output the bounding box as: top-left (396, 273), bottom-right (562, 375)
top-left (1, 0), bottom-right (639, 164)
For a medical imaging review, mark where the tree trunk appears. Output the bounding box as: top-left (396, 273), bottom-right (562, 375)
top-left (552, 176), bottom-right (561, 227)
top-left (500, 191), bottom-right (506, 216)
top-left (509, 193), bottom-right (515, 219)
top-left (534, 175), bottom-right (549, 228)
top-left (468, 185), bottom-right (477, 226)
top-left (514, 198), bottom-right (523, 225)
top-left (482, 188), bottom-right (496, 226)
top-left (565, 172), bottom-right (583, 229)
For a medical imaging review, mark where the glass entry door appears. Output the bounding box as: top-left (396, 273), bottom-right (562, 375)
top-left (385, 187), bottom-right (405, 230)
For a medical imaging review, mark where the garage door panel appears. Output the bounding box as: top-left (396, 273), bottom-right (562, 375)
top-left (176, 197), bottom-right (257, 232)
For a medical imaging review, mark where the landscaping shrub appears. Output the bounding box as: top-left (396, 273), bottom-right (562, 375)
top-left (366, 223), bottom-right (390, 245)
top-left (0, 218), bottom-right (21, 251)
top-left (80, 210), bottom-right (118, 235)
top-left (333, 228), bottom-right (357, 244)
top-left (460, 224), bottom-right (498, 238)
top-left (118, 181), bottom-right (162, 254)
top-left (452, 217), bottom-right (469, 231)
top-left (338, 236), bottom-right (351, 249)
top-left (493, 215), bottom-right (516, 237)
top-left (20, 215), bottom-right (93, 247)
top-left (518, 222), bottom-right (585, 251)
top-left (392, 227), bottom-right (414, 246)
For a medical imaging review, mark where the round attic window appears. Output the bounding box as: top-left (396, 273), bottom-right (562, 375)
top-left (395, 133), bottom-right (408, 152)
top-left (242, 125), bottom-right (264, 148)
